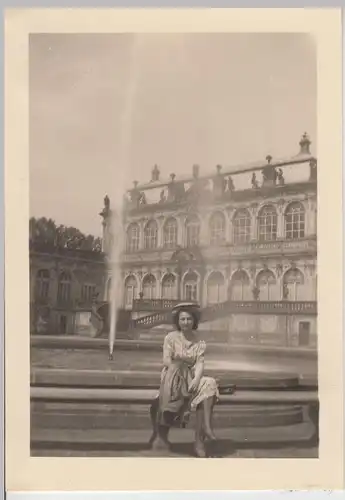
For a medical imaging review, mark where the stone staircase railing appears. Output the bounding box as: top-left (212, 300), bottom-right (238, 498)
top-left (130, 300), bottom-right (317, 330)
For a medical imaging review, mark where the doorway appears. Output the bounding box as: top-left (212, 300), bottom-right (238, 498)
top-left (298, 321), bottom-right (310, 346)
top-left (59, 315), bottom-right (67, 334)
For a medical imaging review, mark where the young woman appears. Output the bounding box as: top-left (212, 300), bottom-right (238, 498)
top-left (150, 302), bottom-right (219, 458)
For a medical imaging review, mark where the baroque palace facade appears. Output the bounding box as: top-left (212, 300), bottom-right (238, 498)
top-left (101, 133), bottom-right (317, 347)
top-left (30, 243), bottom-right (105, 335)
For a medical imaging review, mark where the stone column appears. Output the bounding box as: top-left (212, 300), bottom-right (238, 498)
top-left (225, 208), bottom-right (233, 244)
top-left (249, 204), bottom-right (258, 241)
top-left (276, 200), bottom-right (286, 239)
top-left (307, 197), bottom-right (317, 237)
top-left (176, 215), bottom-right (184, 246)
top-left (157, 217), bottom-right (164, 248)
top-left (139, 219), bottom-right (145, 250)
top-left (178, 214), bottom-right (186, 247)
top-left (199, 210), bottom-right (209, 246)
top-left (155, 269), bottom-right (162, 299)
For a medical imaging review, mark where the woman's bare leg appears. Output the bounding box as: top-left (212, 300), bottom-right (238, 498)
top-left (194, 404), bottom-right (206, 458)
top-left (202, 396), bottom-right (216, 441)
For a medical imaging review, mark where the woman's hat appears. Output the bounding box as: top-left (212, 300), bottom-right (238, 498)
top-left (171, 301), bottom-right (201, 318)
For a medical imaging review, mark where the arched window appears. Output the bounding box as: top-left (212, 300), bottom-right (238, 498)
top-left (186, 215), bottom-right (200, 247)
top-left (258, 205), bottom-right (277, 241)
top-left (144, 220), bottom-right (158, 250)
top-left (142, 274), bottom-right (157, 299)
top-left (183, 271), bottom-right (198, 301)
top-left (285, 202), bottom-right (305, 240)
top-left (163, 218), bottom-right (178, 249)
top-left (283, 269), bottom-right (305, 301)
top-left (162, 273), bottom-right (177, 299)
top-left (209, 212), bottom-right (225, 245)
top-left (57, 271), bottom-right (71, 304)
top-left (35, 269), bottom-right (50, 301)
top-left (256, 270), bottom-right (277, 301)
top-left (124, 275), bottom-right (138, 307)
top-left (233, 209), bottom-right (251, 244)
top-left (81, 284), bottom-right (96, 303)
top-left (126, 223), bottom-right (140, 252)
top-left (229, 270), bottom-right (251, 300)
top-left (207, 271), bottom-right (225, 304)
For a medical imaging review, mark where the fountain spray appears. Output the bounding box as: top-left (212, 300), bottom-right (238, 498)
top-left (108, 35), bottom-right (142, 359)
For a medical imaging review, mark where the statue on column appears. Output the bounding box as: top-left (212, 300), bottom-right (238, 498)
top-left (226, 176), bottom-right (235, 193)
top-left (151, 165), bottom-right (160, 182)
top-left (212, 165), bottom-right (226, 198)
top-left (251, 173), bottom-right (259, 189)
top-left (100, 195), bottom-right (110, 220)
top-left (252, 285), bottom-right (260, 301)
top-left (262, 156), bottom-right (276, 187)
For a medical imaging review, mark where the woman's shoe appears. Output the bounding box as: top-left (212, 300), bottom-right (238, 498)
top-left (151, 425), bottom-right (170, 452)
top-left (203, 429), bottom-right (217, 441)
top-left (194, 440), bottom-right (206, 458)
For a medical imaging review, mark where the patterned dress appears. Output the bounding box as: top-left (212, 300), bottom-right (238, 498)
top-left (160, 330), bottom-right (219, 410)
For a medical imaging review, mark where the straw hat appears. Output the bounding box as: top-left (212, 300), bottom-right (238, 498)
top-left (171, 301), bottom-right (201, 319)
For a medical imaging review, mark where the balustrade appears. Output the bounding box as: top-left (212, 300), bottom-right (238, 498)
top-left (123, 237), bottom-right (316, 262)
top-left (132, 298), bottom-right (180, 311)
top-left (132, 298), bottom-right (317, 315)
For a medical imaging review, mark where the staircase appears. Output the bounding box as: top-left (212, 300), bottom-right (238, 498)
top-left (130, 300), bottom-right (317, 330)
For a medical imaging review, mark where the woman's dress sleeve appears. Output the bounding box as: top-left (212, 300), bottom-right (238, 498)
top-left (163, 334), bottom-right (174, 366)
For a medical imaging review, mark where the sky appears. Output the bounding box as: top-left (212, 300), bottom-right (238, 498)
top-left (29, 33), bottom-right (316, 237)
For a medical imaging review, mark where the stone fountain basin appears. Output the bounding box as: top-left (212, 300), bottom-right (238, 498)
top-left (31, 367), bottom-right (302, 390)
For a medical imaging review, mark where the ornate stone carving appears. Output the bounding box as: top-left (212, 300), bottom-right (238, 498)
top-left (249, 264), bottom-right (256, 279)
top-left (276, 263), bottom-right (283, 277)
top-left (277, 198), bottom-right (285, 214)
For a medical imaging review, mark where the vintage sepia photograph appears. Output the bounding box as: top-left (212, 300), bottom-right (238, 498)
top-left (29, 31), bottom-right (319, 459)
top-left (4, 7), bottom-right (343, 493)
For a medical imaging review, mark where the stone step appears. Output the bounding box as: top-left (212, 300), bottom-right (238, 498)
top-left (31, 423), bottom-right (318, 458)
top-left (31, 402), bottom-right (304, 430)
top-left (31, 367), bottom-right (302, 390)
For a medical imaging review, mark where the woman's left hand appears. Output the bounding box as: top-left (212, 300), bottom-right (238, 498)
top-left (188, 378), bottom-right (200, 393)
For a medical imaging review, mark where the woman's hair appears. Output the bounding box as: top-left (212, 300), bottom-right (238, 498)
top-left (172, 306), bottom-right (201, 331)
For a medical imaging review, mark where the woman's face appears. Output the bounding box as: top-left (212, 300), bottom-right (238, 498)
top-left (178, 311), bottom-right (194, 332)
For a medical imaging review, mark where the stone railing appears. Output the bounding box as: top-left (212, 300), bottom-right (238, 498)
top-left (122, 237), bottom-right (316, 263)
top-left (132, 298), bottom-right (181, 311)
top-left (130, 299), bottom-right (317, 330)
top-left (202, 300), bottom-right (317, 317)
top-left (228, 238), bottom-right (316, 257)
top-left (132, 299), bottom-right (317, 316)
top-left (131, 311), bottom-right (172, 329)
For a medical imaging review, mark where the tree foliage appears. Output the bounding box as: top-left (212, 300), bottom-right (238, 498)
top-left (29, 217), bottom-right (102, 252)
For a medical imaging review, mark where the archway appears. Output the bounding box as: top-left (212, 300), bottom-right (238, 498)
top-left (285, 202), bottom-right (305, 240)
top-left (142, 273), bottom-right (157, 299)
top-left (162, 273), bottom-right (177, 299)
top-left (283, 268), bottom-right (305, 300)
top-left (209, 212), bottom-right (225, 245)
top-left (124, 275), bottom-right (138, 307)
top-left (258, 205), bottom-right (277, 241)
top-left (229, 270), bottom-right (251, 300)
top-left (256, 269), bottom-right (277, 300)
top-left (183, 271), bottom-right (198, 301)
top-left (206, 271), bottom-right (225, 304)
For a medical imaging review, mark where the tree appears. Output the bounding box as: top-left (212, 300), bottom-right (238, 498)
top-left (29, 217), bottom-right (102, 253)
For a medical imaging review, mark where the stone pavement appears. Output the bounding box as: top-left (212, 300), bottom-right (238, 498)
top-left (31, 423), bottom-right (318, 458)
